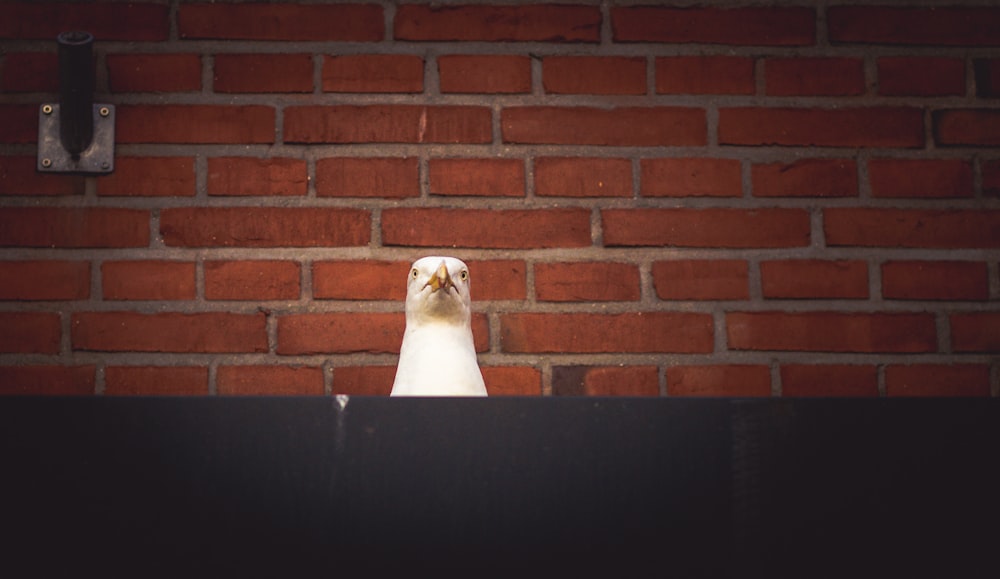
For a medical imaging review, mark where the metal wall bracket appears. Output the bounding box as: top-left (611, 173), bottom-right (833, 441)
top-left (38, 103), bottom-right (115, 174)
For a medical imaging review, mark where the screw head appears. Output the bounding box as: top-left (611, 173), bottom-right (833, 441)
top-left (41, 158), bottom-right (52, 168)
top-left (99, 107), bottom-right (110, 117)
top-left (42, 105), bottom-right (53, 115)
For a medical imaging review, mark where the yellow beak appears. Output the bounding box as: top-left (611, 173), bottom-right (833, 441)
top-left (423, 261), bottom-right (454, 293)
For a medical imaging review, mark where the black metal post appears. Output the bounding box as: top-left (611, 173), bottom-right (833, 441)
top-left (57, 31), bottom-right (94, 158)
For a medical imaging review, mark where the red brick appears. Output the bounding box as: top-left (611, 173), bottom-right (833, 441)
top-left (333, 366), bottom-right (394, 396)
top-left (613, 6), bottom-right (815, 45)
top-left (323, 55), bottom-right (423, 93)
top-left (97, 157), bottom-right (196, 197)
top-left (438, 55), bottom-right (531, 94)
top-left (501, 312), bottom-right (713, 354)
top-left (780, 365), bottom-right (879, 397)
top-left (829, 6), bottom-right (1000, 46)
top-left (0, 105), bottom-right (43, 143)
top-left (0, 312), bottom-right (61, 354)
top-left (117, 105), bottom-right (275, 144)
top-left (0, 366), bottom-right (95, 396)
top-left (825, 209), bottom-right (1000, 249)
top-left (752, 159), bottom-right (858, 198)
top-left (278, 313), bottom-right (488, 355)
top-left (1, 156), bottom-right (85, 196)
top-left (934, 109), bottom-right (1000, 146)
top-left (72, 312), bottom-right (267, 353)
top-left (0, 208), bottom-right (149, 248)
top-left (207, 157), bottom-right (307, 196)
top-left (543, 57), bottom-right (646, 95)
top-left (879, 57), bottom-right (965, 97)
top-left (882, 261), bottom-right (989, 302)
top-left (719, 107), bottom-right (924, 148)
top-left (535, 157), bottom-right (632, 197)
top-left (218, 366), bottom-right (325, 396)
top-left (552, 366), bottom-right (658, 397)
top-left (667, 365), bottom-right (771, 397)
top-left (760, 260), bottom-right (869, 300)
top-left (382, 208), bottom-right (591, 249)
top-left (107, 54), bottom-right (201, 93)
top-left (469, 260), bottom-right (528, 301)
top-left (0, 261), bottom-right (89, 300)
top-left (975, 59), bottom-right (1000, 98)
top-left (205, 261), bottom-right (301, 301)
top-left (313, 260), bottom-right (409, 301)
top-left (284, 105), bottom-right (491, 144)
top-left (535, 262), bottom-right (640, 302)
top-left (602, 208), bottom-right (810, 248)
top-left (869, 159), bottom-right (973, 199)
top-left (983, 160), bottom-right (1000, 197)
top-left (102, 261), bottom-right (195, 301)
top-left (653, 260), bottom-right (749, 301)
top-left (105, 366), bottom-right (209, 396)
top-left (316, 157), bottom-right (419, 198)
top-left (430, 158), bottom-right (525, 197)
top-left (765, 57), bottom-right (864, 96)
top-left (950, 313), bottom-right (1000, 353)
top-left (640, 158), bottom-right (741, 197)
top-left (179, 3), bottom-right (383, 41)
top-left (656, 56), bottom-right (754, 95)
top-left (886, 365), bottom-right (991, 397)
top-left (483, 366), bottom-right (542, 396)
top-left (160, 207), bottom-right (369, 248)
top-left (0, 2), bottom-right (169, 40)
top-left (1, 52), bottom-right (58, 92)
top-left (214, 54), bottom-right (313, 93)
top-left (727, 312), bottom-right (937, 353)
top-left (395, 4), bottom-right (600, 42)
top-left (502, 106), bottom-right (706, 146)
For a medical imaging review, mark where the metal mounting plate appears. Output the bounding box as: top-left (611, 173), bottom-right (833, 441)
top-left (37, 103), bottom-right (115, 174)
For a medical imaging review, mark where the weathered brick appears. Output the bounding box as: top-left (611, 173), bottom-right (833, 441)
top-left (0, 2), bottom-right (169, 41)
top-left (883, 261), bottom-right (989, 301)
top-left (105, 366), bottom-right (209, 396)
top-left (0, 105), bottom-right (44, 143)
top-left (482, 366), bottom-right (542, 396)
top-left (975, 59), bottom-right (1000, 98)
top-left (0, 261), bottom-right (90, 301)
top-left (0, 312), bottom-right (61, 354)
top-left (430, 158), bottom-right (524, 197)
top-left (878, 57), bottom-right (965, 97)
top-left (502, 107), bottom-right (706, 146)
top-left (179, 3), bottom-right (383, 41)
top-left (333, 366), bottom-right (394, 396)
top-left (535, 262), bottom-right (640, 302)
top-left (97, 157), bottom-right (195, 197)
top-left (1, 52), bottom-right (58, 92)
top-left (382, 208), bottom-right (591, 249)
top-left (653, 260), bottom-right (749, 301)
top-left (205, 261), bottom-right (301, 301)
top-left (438, 55), bottom-right (531, 94)
top-left (934, 109), bottom-right (1000, 146)
top-left (107, 54), bottom-right (201, 93)
top-left (825, 209), bottom-right (1000, 249)
top-left (217, 366), bottom-right (325, 396)
top-left (602, 208), bottom-right (810, 248)
top-left (760, 260), bottom-right (869, 300)
top-left (323, 55), bottom-right (423, 93)
top-left (829, 6), bottom-right (1000, 46)
top-left (613, 6), bottom-right (815, 45)
top-left (207, 158), bottom-right (307, 197)
top-left (277, 313), bottom-right (489, 355)
top-left (752, 159), bottom-right (858, 198)
top-left (160, 208), bottom-right (369, 248)
top-left (469, 260), bottom-right (528, 301)
top-left (395, 4), bottom-right (600, 42)
top-left (667, 365), bottom-right (771, 397)
top-left (72, 312), bottom-right (268, 353)
top-left (552, 366), bottom-right (658, 396)
top-left (0, 208), bottom-right (149, 248)
top-left (983, 160), bottom-right (1000, 197)
top-left (0, 156), bottom-right (85, 196)
top-left (117, 105), bottom-right (275, 144)
top-left (950, 313), bottom-right (1000, 352)
top-left (727, 312), bottom-right (937, 353)
top-left (214, 54), bottom-right (313, 93)
top-left (535, 157), bottom-right (632, 197)
top-left (780, 364), bottom-right (879, 397)
top-left (868, 159), bottom-right (973, 198)
top-left (719, 107), bottom-right (924, 148)
top-left (543, 57), bottom-right (646, 95)
top-left (284, 105), bottom-right (491, 144)
top-left (102, 261), bottom-right (196, 301)
top-left (500, 313), bottom-right (713, 354)
top-left (316, 157), bottom-right (419, 198)
top-left (885, 364), bottom-right (991, 397)
top-left (0, 366), bottom-right (95, 396)
top-left (765, 57), bottom-right (865, 96)
top-left (640, 158), bottom-right (741, 197)
top-left (656, 56), bottom-right (754, 95)
top-left (313, 260), bottom-right (409, 301)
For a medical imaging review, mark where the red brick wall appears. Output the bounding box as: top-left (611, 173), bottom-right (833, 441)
top-left (1, 1), bottom-right (998, 398)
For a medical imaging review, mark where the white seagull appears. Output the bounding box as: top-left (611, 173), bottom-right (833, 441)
top-left (391, 256), bottom-right (488, 397)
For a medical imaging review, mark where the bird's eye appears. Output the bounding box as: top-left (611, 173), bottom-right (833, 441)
top-left (411, 268), bottom-right (419, 279)
top-left (460, 270), bottom-right (468, 281)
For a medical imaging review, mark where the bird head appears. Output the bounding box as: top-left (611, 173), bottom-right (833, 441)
top-left (405, 256), bottom-right (472, 325)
